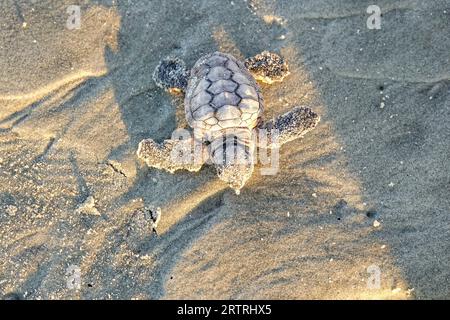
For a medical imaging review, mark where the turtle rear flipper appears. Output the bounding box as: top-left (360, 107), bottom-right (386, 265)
top-left (153, 57), bottom-right (189, 93)
top-left (257, 106), bottom-right (320, 148)
top-left (137, 137), bottom-right (206, 173)
top-left (245, 51), bottom-right (290, 84)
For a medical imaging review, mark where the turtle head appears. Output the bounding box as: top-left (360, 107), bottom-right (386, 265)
top-left (216, 162), bottom-right (254, 195)
top-left (209, 129), bottom-right (255, 194)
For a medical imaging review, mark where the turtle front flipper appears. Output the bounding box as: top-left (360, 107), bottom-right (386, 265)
top-left (257, 106), bottom-right (320, 148)
top-left (245, 51), bottom-right (290, 84)
top-left (137, 135), bottom-right (206, 173)
top-left (153, 57), bottom-right (189, 93)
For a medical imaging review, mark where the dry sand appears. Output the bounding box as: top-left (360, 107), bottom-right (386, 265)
top-left (0, 0), bottom-right (449, 299)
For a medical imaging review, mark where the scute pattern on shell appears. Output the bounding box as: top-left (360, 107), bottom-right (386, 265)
top-left (185, 52), bottom-right (264, 132)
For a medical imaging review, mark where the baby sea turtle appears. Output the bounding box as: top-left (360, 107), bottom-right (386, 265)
top-left (137, 51), bottom-right (320, 194)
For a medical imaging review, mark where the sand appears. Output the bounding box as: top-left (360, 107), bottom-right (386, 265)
top-left (0, 0), bottom-right (449, 299)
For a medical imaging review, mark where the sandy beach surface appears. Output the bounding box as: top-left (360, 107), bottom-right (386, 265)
top-left (0, 0), bottom-right (449, 299)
